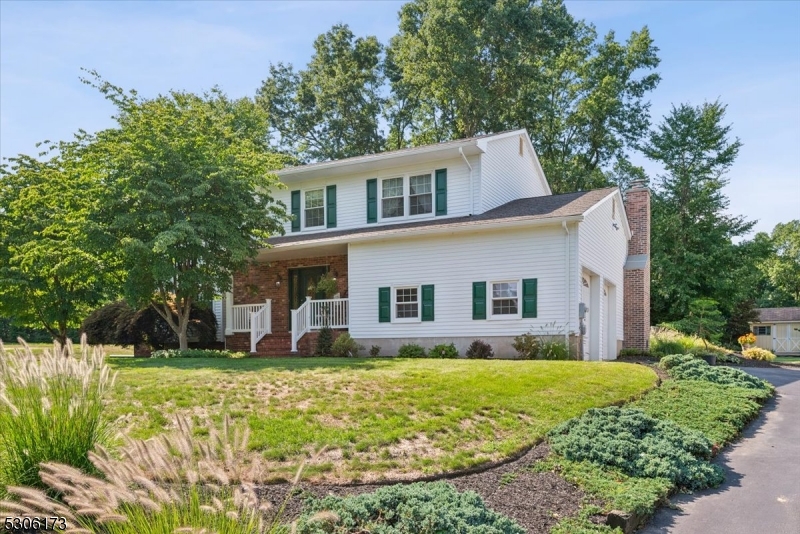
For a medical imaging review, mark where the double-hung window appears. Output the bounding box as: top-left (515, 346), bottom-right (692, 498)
top-left (395, 287), bottom-right (419, 320)
top-left (382, 178), bottom-right (404, 218)
top-left (304, 189), bottom-right (324, 228)
top-left (491, 281), bottom-right (519, 317)
top-left (409, 174), bottom-right (433, 215)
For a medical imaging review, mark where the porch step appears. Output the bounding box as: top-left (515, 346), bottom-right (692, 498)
top-left (225, 329), bottom-right (348, 357)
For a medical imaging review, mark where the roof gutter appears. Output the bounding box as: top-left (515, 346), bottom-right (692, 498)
top-left (263, 215), bottom-right (585, 253)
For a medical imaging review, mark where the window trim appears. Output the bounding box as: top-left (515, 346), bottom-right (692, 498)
top-left (392, 285), bottom-right (422, 323)
top-left (378, 171), bottom-right (436, 222)
top-left (488, 279), bottom-right (522, 320)
top-left (301, 188), bottom-right (326, 230)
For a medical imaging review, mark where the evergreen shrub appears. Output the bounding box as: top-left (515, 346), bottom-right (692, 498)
top-left (397, 343), bottom-right (426, 358)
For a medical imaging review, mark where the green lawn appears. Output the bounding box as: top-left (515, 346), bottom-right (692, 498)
top-left (776, 356), bottom-right (800, 364)
top-left (107, 357), bottom-right (656, 482)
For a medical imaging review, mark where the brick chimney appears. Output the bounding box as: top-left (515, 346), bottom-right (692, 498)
top-left (623, 180), bottom-right (651, 351)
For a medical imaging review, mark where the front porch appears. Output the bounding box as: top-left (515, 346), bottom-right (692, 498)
top-left (224, 253), bottom-right (349, 356)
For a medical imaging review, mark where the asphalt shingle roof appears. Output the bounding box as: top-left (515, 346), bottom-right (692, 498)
top-left (755, 308), bottom-right (800, 323)
top-left (269, 187), bottom-right (617, 246)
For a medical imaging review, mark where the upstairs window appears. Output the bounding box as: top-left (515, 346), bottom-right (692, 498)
top-left (409, 174), bottom-right (433, 215)
top-left (304, 189), bottom-right (324, 228)
top-left (382, 178), bottom-right (404, 218)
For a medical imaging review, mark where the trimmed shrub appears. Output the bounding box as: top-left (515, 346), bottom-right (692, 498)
top-left (295, 481), bottom-right (525, 533)
top-left (512, 333), bottom-right (540, 359)
top-left (742, 347), bottom-right (776, 362)
top-left (369, 345), bottom-right (381, 357)
top-left (660, 354), bottom-right (772, 391)
top-left (549, 407), bottom-right (723, 490)
top-left (150, 349), bottom-right (247, 359)
top-left (330, 333), bottom-right (363, 358)
top-left (429, 343), bottom-right (459, 359)
top-left (466, 340), bottom-right (494, 359)
top-left (618, 348), bottom-right (653, 359)
top-left (315, 325), bottom-right (334, 356)
top-left (397, 343), bottom-right (426, 358)
top-left (0, 337), bottom-right (114, 490)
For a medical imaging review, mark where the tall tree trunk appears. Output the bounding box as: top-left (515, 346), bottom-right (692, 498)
top-left (57, 319), bottom-right (68, 349)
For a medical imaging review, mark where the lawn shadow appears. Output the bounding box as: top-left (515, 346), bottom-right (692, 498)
top-left (640, 392), bottom-right (778, 533)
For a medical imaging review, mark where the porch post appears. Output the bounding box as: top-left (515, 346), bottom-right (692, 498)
top-left (224, 291), bottom-right (233, 336)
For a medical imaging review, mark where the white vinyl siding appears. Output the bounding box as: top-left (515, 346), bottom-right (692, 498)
top-left (478, 134), bottom-right (548, 213)
top-left (577, 193), bottom-right (629, 359)
top-left (348, 225), bottom-right (571, 339)
top-left (275, 155), bottom-right (476, 234)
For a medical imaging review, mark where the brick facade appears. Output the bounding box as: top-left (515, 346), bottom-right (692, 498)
top-left (623, 180), bottom-right (651, 350)
top-left (226, 254), bottom-right (348, 356)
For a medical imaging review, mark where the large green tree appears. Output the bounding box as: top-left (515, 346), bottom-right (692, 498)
top-left (644, 101), bottom-right (754, 324)
top-left (258, 24), bottom-right (385, 162)
top-left (387, 0), bottom-right (660, 192)
top-left (757, 221), bottom-right (800, 307)
top-left (86, 73), bottom-right (289, 350)
top-left (0, 140), bottom-right (120, 344)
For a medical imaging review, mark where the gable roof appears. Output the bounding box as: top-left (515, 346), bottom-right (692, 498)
top-left (755, 308), bottom-right (800, 323)
top-left (268, 187), bottom-right (618, 249)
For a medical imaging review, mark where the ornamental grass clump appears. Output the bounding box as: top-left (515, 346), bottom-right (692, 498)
top-left (660, 354), bottom-right (772, 391)
top-left (295, 481), bottom-right (524, 534)
top-left (0, 414), bottom-right (312, 533)
top-left (548, 407), bottom-right (724, 490)
top-left (742, 347), bottom-right (776, 362)
top-left (0, 336), bottom-right (115, 490)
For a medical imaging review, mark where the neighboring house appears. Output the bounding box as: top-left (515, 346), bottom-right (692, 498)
top-left (221, 130), bottom-right (651, 359)
top-left (750, 308), bottom-right (800, 355)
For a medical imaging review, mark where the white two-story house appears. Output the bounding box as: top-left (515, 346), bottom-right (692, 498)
top-left (221, 130), bottom-right (651, 359)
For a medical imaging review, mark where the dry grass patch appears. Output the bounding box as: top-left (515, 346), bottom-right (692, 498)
top-left (106, 358), bottom-right (656, 482)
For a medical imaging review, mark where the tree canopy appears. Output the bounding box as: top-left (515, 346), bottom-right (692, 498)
top-left (85, 72), bottom-right (289, 349)
top-left (644, 101), bottom-right (755, 324)
top-left (258, 24), bottom-right (385, 162)
top-left (0, 139), bottom-right (121, 344)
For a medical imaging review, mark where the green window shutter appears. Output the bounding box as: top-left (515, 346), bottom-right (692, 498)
top-left (379, 287), bottom-right (391, 323)
top-left (291, 190), bottom-right (301, 232)
top-left (366, 179), bottom-right (378, 223)
top-left (472, 282), bottom-right (486, 320)
top-left (421, 285), bottom-right (434, 321)
top-left (435, 168), bottom-right (447, 216)
top-left (326, 185), bottom-right (337, 228)
top-left (522, 278), bottom-right (538, 318)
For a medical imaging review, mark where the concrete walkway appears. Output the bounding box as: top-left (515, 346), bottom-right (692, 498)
top-left (642, 366), bottom-right (800, 534)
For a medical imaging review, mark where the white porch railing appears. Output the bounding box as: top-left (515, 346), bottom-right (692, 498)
top-left (291, 297), bottom-right (349, 353)
top-left (231, 302), bottom-right (268, 332)
top-left (250, 300), bottom-right (272, 353)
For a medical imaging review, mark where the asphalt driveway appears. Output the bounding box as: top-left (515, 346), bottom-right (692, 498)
top-left (642, 366), bottom-right (800, 534)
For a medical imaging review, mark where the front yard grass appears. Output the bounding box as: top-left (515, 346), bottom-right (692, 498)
top-left (106, 357), bottom-right (656, 482)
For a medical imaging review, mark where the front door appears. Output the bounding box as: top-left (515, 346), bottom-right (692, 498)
top-left (288, 266), bottom-right (328, 331)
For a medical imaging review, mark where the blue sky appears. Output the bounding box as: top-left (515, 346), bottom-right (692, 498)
top-left (1, 0), bottom-right (798, 236)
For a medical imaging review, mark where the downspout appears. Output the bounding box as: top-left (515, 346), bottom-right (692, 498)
top-left (562, 220), bottom-right (571, 351)
top-left (459, 147), bottom-right (473, 215)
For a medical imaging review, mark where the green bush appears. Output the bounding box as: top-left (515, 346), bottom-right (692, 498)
top-left (315, 325), bottom-right (334, 356)
top-left (369, 345), bottom-right (381, 357)
top-left (465, 340), bottom-right (494, 359)
top-left (539, 338), bottom-right (569, 360)
top-left (150, 349), bottom-right (247, 358)
top-left (660, 354), bottom-right (772, 391)
top-left (397, 343), bottom-right (426, 358)
top-left (632, 380), bottom-right (768, 446)
top-left (0, 338), bottom-right (113, 490)
top-left (548, 407), bottom-right (724, 490)
top-left (295, 481), bottom-right (524, 533)
top-left (742, 347), bottom-right (776, 361)
top-left (330, 333), bottom-right (363, 358)
top-left (618, 348), bottom-right (653, 358)
top-left (429, 343), bottom-right (459, 359)
top-left (512, 333), bottom-right (540, 359)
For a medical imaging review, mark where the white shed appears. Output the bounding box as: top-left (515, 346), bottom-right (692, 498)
top-left (750, 307), bottom-right (800, 355)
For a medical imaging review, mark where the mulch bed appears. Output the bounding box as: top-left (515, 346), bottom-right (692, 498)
top-left (257, 442), bottom-right (597, 533)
